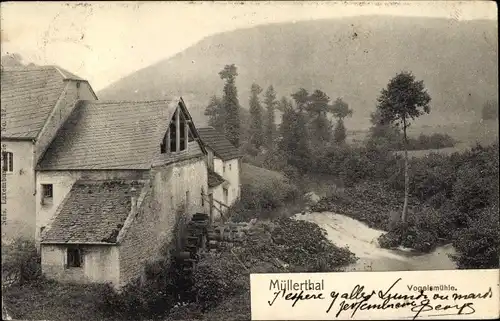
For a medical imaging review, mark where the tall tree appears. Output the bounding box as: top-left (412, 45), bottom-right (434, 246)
top-left (248, 83), bottom-right (264, 150)
top-left (333, 119), bottom-right (347, 144)
top-left (331, 98), bottom-right (353, 144)
top-left (291, 88), bottom-right (310, 112)
top-left (204, 95), bottom-right (225, 132)
top-left (278, 96), bottom-right (310, 173)
top-left (307, 90), bottom-right (333, 146)
top-left (264, 85), bottom-right (278, 150)
top-left (330, 98), bottom-right (353, 121)
top-left (278, 96), bottom-right (295, 154)
top-left (376, 71), bottom-right (431, 223)
top-left (219, 64), bottom-right (241, 146)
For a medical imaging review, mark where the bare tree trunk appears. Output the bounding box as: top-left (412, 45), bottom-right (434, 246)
top-left (402, 118), bottom-right (409, 223)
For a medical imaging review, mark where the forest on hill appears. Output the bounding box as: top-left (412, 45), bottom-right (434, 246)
top-left (97, 16), bottom-right (498, 130)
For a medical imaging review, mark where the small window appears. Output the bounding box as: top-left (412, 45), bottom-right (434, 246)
top-left (201, 187), bottom-right (205, 206)
top-left (67, 248), bottom-right (82, 268)
top-left (42, 184), bottom-right (53, 199)
top-left (229, 164), bottom-right (232, 171)
top-left (223, 164), bottom-right (226, 173)
top-left (1, 151), bottom-right (13, 172)
top-left (223, 188), bottom-right (229, 205)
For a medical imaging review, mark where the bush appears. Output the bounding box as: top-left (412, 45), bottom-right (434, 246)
top-left (407, 133), bottom-right (456, 150)
top-left (2, 238), bottom-right (41, 285)
top-left (452, 147), bottom-right (498, 214)
top-left (192, 253), bottom-right (249, 311)
top-left (312, 181), bottom-right (419, 231)
top-left (271, 218), bottom-right (358, 270)
top-left (451, 204), bottom-right (500, 269)
top-left (229, 176), bottom-right (300, 222)
top-left (99, 258), bottom-right (179, 320)
top-left (409, 153), bottom-right (456, 202)
top-left (4, 278), bottom-right (120, 321)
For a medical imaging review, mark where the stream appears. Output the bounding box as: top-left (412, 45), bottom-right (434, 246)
top-left (293, 210), bottom-right (457, 272)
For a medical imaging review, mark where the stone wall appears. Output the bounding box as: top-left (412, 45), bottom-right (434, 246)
top-left (118, 156), bottom-right (208, 286)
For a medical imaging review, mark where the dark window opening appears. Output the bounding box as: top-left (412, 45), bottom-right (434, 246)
top-left (169, 112), bottom-right (177, 152)
top-left (223, 188), bottom-right (229, 205)
top-left (42, 184), bottom-right (53, 199)
top-left (67, 248), bottom-right (82, 268)
top-left (180, 112), bottom-right (187, 151)
top-left (1, 151), bottom-right (13, 172)
top-left (188, 128), bottom-right (194, 142)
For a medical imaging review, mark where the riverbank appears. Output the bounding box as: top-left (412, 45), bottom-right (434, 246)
top-left (294, 212), bottom-right (457, 272)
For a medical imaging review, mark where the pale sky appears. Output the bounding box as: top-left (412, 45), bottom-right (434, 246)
top-left (1, 1), bottom-right (497, 91)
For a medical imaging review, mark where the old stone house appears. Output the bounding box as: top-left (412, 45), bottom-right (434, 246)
top-left (37, 98), bottom-right (208, 288)
top-left (197, 127), bottom-right (242, 218)
top-left (0, 66), bottom-right (97, 241)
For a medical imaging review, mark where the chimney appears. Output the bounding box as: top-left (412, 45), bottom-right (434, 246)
top-left (130, 186), bottom-right (137, 214)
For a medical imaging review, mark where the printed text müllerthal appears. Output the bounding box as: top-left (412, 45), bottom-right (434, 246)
top-left (270, 279), bottom-right (324, 291)
top-left (269, 279), bottom-right (456, 293)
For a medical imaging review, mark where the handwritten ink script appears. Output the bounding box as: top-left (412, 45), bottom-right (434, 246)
top-left (251, 270), bottom-right (499, 320)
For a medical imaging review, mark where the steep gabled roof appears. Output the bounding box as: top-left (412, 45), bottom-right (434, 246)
top-left (41, 180), bottom-right (144, 244)
top-left (198, 127), bottom-right (241, 161)
top-left (0, 66), bottom-right (86, 139)
top-left (37, 99), bottom-right (181, 170)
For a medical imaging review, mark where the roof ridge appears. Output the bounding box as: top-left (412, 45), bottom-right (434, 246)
top-left (75, 179), bottom-right (147, 185)
top-left (1, 65), bottom-right (87, 81)
top-left (1, 65), bottom-right (53, 71)
top-left (84, 99), bottom-right (180, 104)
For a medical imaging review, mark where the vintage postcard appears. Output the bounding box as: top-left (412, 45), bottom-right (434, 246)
top-left (1, 1), bottom-right (499, 320)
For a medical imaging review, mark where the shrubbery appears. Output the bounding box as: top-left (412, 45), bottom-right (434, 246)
top-left (310, 139), bottom-right (499, 269)
top-left (192, 253), bottom-right (249, 311)
top-left (451, 204), bottom-right (500, 269)
top-left (229, 173), bottom-right (301, 222)
top-left (407, 133), bottom-right (456, 150)
top-left (2, 238), bottom-right (42, 285)
top-left (185, 218), bottom-right (357, 314)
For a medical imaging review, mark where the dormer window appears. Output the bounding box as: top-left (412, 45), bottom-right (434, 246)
top-left (160, 107), bottom-right (189, 154)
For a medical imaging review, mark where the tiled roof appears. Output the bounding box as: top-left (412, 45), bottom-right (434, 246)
top-left (41, 180), bottom-right (144, 244)
top-left (198, 127), bottom-right (241, 161)
top-left (0, 66), bottom-right (84, 139)
top-left (208, 169), bottom-right (226, 188)
top-left (37, 99), bottom-right (179, 170)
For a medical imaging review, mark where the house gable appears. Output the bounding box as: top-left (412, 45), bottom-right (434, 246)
top-left (0, 66), bottom-right (95, 140)
top-left (152, 100), bottom-right (207, 165)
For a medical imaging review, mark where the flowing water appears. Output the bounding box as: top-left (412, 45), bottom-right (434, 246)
top-left (293, 211), bottom-right (457, 272)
